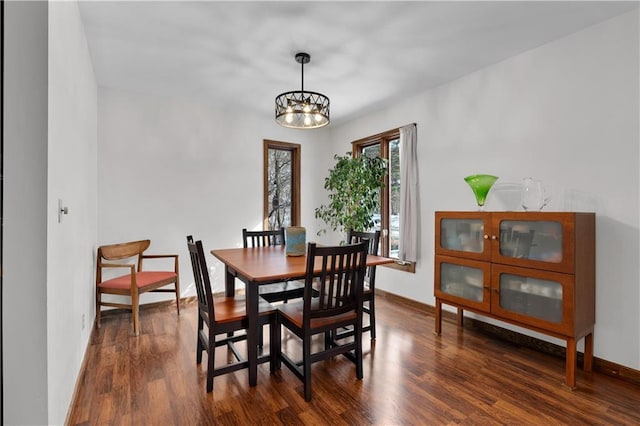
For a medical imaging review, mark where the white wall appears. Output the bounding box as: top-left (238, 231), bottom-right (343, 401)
top-left (2, 2), bottom-right (98, 424)
top-left (48, 1), bottom-right (98, 424)
top-left (98, 89), bottom-right (331, 298)
top-left (330, 11), bottom-right (639, 369)
top-left (3, 2), bottom-right (49, 424)
top-left (3, 1), bottom-right (99, 424)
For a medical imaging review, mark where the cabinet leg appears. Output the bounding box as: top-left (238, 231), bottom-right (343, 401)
top-left (435, 300), bottom-right (442, 335)
top-left (583, 332), bottom-right (594, 373)
top-left (457, 308), bottom-right (464, 327)
top-left (565, 338), bottom-right (577, 390)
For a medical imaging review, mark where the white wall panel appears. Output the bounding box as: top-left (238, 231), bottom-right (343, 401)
top-left (48, 1), bottom-right (98, 423)
top-left (3, 2), bottom-right (49, 424)
top-left (97, 89), bottom-right (329, 299)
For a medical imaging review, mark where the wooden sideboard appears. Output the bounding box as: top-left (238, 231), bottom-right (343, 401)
top-left (434, 211), bottom-right (595, 389)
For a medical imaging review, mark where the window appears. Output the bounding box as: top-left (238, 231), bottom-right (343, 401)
top-left (353, 129), bottom-right (415, 272)
top-left (263, 140), bottom-right (300, 230)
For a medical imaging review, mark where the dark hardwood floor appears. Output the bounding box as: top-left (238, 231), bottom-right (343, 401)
top-left (68, 295), bottom-right (640, 425)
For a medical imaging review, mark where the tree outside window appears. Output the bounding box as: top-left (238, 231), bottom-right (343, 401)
top-left (354, 129), bottom-right (413, 272)
top-left (263, 140), bottom-right (300, 230)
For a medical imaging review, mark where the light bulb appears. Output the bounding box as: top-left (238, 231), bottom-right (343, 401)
top-left (315, 113), bottom-right (322, 122)
top-left (286, 113), bottom-right (293, 123)
top-left (304, 115), bottom-right (311, 126)
top-left (303, 104), bottom-right (311, 113)
top-left (286, 106), bottom-right (293, 113)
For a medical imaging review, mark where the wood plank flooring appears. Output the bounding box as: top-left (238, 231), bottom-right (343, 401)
top-left (67, 295), bottom-right (640, 425)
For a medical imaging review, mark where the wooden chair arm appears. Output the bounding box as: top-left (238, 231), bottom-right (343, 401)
top-left (139, 254), bottom-right (179, 273)
top-left (101, 263), bottom-right (136, 270)
top-left (141, 254), bottom-right (178, 259)
top-left (96, 263), bottom-right (136, 290)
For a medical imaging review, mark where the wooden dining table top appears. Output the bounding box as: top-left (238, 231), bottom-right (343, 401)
top-left (211, 245), bottom-right (394, 283)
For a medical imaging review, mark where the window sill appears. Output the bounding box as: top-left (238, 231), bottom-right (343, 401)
top-left (381, 260), bottom-right (415, 273)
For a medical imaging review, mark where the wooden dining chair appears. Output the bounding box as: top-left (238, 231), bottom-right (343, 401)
top-left (334, 229), bottom-right (382, 340)
top-left (186, 236), bottom-right (280, 392)
top-left (277, 241), bottom-right (368, 401)
top-left (95, 239), bottom-right (180, 336)
top-left (242, 228), bottom-right (307, 303)
top-left (243, 227), bottom-right (309, 347)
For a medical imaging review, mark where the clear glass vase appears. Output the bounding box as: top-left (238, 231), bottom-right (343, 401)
top-left (521, 178), bottom-right (551, 211)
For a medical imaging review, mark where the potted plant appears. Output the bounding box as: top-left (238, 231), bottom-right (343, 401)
top-left (315, 152), bottom-right (387, 238)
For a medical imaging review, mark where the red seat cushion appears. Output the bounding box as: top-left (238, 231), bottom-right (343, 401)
top-left (98, 271), bottom-right (176, 290)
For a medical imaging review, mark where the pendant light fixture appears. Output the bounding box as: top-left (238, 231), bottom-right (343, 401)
top-left (275, 52), bottom-right (330, 129)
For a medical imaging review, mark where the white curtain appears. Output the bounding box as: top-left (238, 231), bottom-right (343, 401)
top-left (398, 124), bottom-right (418, 263)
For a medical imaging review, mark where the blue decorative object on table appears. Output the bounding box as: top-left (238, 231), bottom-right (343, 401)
top-left (285, 226), bottom-right (306, 256)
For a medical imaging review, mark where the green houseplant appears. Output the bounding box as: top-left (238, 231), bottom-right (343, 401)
top-left (315, 152), bottom-right (387, 237)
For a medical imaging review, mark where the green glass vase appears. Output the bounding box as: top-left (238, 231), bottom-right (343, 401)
top-left (464, 174), bottom-right (498, 210)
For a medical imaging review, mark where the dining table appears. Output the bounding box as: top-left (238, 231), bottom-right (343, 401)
top-left (210, 245), bottom-right (394, 386)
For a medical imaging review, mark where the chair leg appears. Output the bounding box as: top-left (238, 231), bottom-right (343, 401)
top-left (324, 331), bottom-right (332, 350)
top-left (174, 278), bottom-right (181, 315)
top-left (196, 316), bottom-right (204, 364)
top-left (207, 328), bottom-right (215, 392)
top-left (303, 335), bottom-right (313, 402)
top-left (269, 314), bottom-right (281, 372)
top-left (95, 292), bottom-right (102, 328)
top-left (355, 321), bottom-right (363, 380)
top-left (132, 291), bottom-right (140, 336)
top-left (259, 325), bottom-right (264, 348)
top-left (369, 297), bottom-right (376, 339)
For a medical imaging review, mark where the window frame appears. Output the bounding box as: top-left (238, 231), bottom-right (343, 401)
top-left (353, 129), bottom-right (415, 273)
top-left (263, 140), bottom-right (301, 230)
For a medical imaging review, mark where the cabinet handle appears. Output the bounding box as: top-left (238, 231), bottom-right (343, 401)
top-left (491, 235), bottom-right (498, 240)
top-left (483, 234), bottom-right (489, 240)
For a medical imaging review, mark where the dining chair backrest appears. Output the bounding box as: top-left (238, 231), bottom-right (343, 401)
top-left (242, 228), bottom-right (285, 248)
top-left (346, 229), bottom-right (381, 287)
top-left (346, 229), bottom-right (381, 255)
top-left (241, 227), bottom-right (308, 308)
top-left (186, 236), bottom-right (214, 321)
top-left (303, 242), bottom-right (368, 326)
top-left (97, 239), bottom-right (151, 271)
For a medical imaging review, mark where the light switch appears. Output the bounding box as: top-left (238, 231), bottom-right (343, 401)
top-left (58, 198), bottom-right (69, 223)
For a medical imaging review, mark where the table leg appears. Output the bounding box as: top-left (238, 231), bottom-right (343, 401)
top-left (225, 267), bottom-right (237, 340)
top-left (246, 281), bottom-right (259, 387)
top-left (225, 266), bottom-right (235, 297)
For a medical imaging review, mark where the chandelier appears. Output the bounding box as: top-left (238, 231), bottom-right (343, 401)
top-left (275, 52), bottom-right (330, 129)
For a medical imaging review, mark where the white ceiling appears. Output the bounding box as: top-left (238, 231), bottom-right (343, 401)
top-left (78, 1), bottom-right (638, 126)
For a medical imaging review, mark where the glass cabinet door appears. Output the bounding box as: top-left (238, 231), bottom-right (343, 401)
top-left (434, 255), bottom-right (490, 312)
top-left (435, 212), bottom-right (490, 261)
top-left (491, 264), bottom-right (573, 334)
top-left (499, 220), bottom-right (562, 262)
top-left (491, 213), bottom-right (575, 273)
top-left (498, 273), bottom-right (563, 322)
